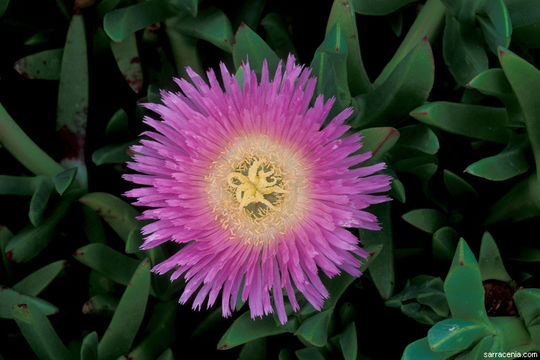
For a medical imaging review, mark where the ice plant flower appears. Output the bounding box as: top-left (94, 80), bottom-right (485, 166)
top-left (124, 55), bottom-right (391, 324)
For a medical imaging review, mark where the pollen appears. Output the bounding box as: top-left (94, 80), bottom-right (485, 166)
top-left (206, 135), bottom-right (308, 245)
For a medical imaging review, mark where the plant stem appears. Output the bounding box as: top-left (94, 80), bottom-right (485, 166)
top-left (375, 0), bottom-right (446, 86)
top-left (0, 103), bottom-right (64, 177)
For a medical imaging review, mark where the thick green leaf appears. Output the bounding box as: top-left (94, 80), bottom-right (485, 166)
top-left (510, 247), bottom-right (540, 262)
top-left (478, 232), bottom-right (511, 282)
top-left (354, 38), bottom-right (434, 128)
top-left (326, 0), bottom-right (371, 94)
top-left (397, 124), bottom-right (439, 154)
top-left (358, 127), bottom-right (400, 164)
top-left (124, 300), bottom-right (177, 359)
top-left (104, 0), bottom-right (174, 42)
top-left (54, 167), bottom-right (77, 195)
top-left (0, 104), bottom-right (64, 177)
top-left (352, 0), bottom-right (416, 15)
top-left (375, 0), bottom-right (445, 85)
top-left (29, 177), bottom-right (54, 227)
top-left (169, 0), bottom-right (198, 17)
top-left (477, 0), bottom-right (512, 53)
top-left (110, 34), bottom-right (143, 93)
top-left (156, 348), bottom-right (175, 360)
top-left (499, 47), bottom-right (540, 178)
top-left (444, 239), bottom-right (490, 325)
top-left (57, 14), bottom-right (88, 188)
top-left (0, 175), bottom-right (37, 195)
top-left (432, 226), bottom-right (459, 262)
top-left (486, 174), bottom-right (540, 224)
top-left (454, 336), bottom-right (493, 360)
top-left (105, 109), bottom-right (128, 138)
top-left (261, 13), bottom-right (297, 59)
top-left (92, 140), bottom-right (138, 166)
top-left (443, 170), bottom-right (478, 199)
top-left (12, 303), bottom-right (70, 360)
top-left (164, 17), bottom-right (203, 77)
top-left (490, 317), bottom-right (532, 350)
top-left (359, 203), bottom-right (394, 299)
top-left (78, 192), bottom-right (141, 243)
top-left (0, 287), bottom-right (58, 319)
top-left (295, 309), bottom-right (332, 346)
top-left (13, 260), bottom-right (65, 296)
top-left (14, 48), bottom-right (63, 80)
top-left (238, 338), bottom-right (266, 360)
top-left (98, 259), bottom-right (151, 360)
top-left (428, 319), bottom-right (490, 352)
top-left (5, 192), bottom-right (78, 263)
top-left (217, 312), bottom-right (287, 350)
top-left (514, 288), bottom-right (540, 326)
top-left (82, 294), bottom-right (119, 314)
top-left (467, 68), bottom-right (512, 97)
top-left (174, 7), bottom-right (234, 52)
top-left (410, 102), bottom-right (509, 143)
top-left (402, 208), bottom-right (446, 234)
top-left (402, 337), bottom-right (459, 360)
top-left (310, 24), bottom-right (351, 119)
top-left (295, 347), bottom-right (325, 360)
top-left (80, 331), bottom-right (98, 360)
top-left (443, 14), bottom-right (488, 85)
top-left (233, 23), bottom-right (279, 76)
top-left (339, 322), bottom-right (357, 360)
top-left (73, 243), bottom-right (139, 286)
top-left (0, 226), bottom-right (14, 274)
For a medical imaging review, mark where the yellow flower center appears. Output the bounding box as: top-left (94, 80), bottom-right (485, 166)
top-left (206, 135), bottom-right (309, 245)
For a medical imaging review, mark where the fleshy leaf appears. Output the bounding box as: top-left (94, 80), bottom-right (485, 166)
top-left (105, 109), bottom-right (128, 138)
top-left (92, 140), bottom-right (138, 166)
top-left (295, 309), bottom-right (332, 346)
top-left (397, 124), bottom-right (439, 155)
top-left (57, 14), bottom-right (88, 188)
top-left (358, 127), bottom-right (400, 164)
top-left (13, 260), bottom-right (65, 296)
top-left (444, 239), bottom-right (490, 324)
top-left (78, 192), bottom-right (141, 243)
top-left (82, 294), bottom-right (119, 314)
top-left (169, 0), bottom-right (198, 17)
top-left (123, 300), bottom-right (177, 359)
top-left (443, 170), bottom-right (478, 199)
top-left (110, 34), bottom-right (143, 93)
top-left (97, 259), bottom-right (151, 360)
top-left (478, 232), bottom-right (512, 282)
top-left (310, 24), bottom-right (351, 118)
top-left (443, 15), bottom-right (488, 85)
top-left (73, 243), bottom-right (139, 286)
top-left (12, 303), bottom-right (70, 360)
top-left (326, 0), bottom-right (371, 94)
top-left (352, 0), bottom-right (416, 15)
top-left (14, 48), bottom-right (63, 80)
top-left (295, 347), bottom-right (325, 360)
top-left (103, 0), bottom-right (174, 42)
top-left (454, 336), bottom-right (493, 360)
top-left (359, 203), bottom-right (394, 299)
top-left (402, 208), bottom-right (446, 234)
top-left (173, 7), bottom-right (234, 52)
top-left (261, 13), bottom-right (297, 59)
top-left (53, 167), bottom-right (78, 195)
top-left (499, 47), bottom-right (540, 178)
top-left (402, 337), bottom-right (459, 360)
top-left (477, 0), bottom-right (512, 53)
top-left (354, 38), bottom-right (434, 128)
top-left (0, 287), bottom-right (58, 319)
top-left (432, 226), bottom-right (459, 262)
top-left (80, 331), bottom-right (98, 360)
top-left (410, 102), bottom-right (509, 143)
top-left (217, 312), bottom-right (287, 350)
top-left (427, 318), bottom-right (490, 352)
top-left (514, 288), bottom-right (540, 326)
top-left (28, 177), bottom-right (54, 227)
top-left (232, 23), bottom-right (279, 77)
top-left (339, 322), bottom-right (357, 360)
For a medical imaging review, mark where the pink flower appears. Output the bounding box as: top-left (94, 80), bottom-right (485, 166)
top-left (124, 55), bottom-right (391, 324)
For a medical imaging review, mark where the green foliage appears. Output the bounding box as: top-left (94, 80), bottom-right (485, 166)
top-left (1, 0), bottom-right (540, 358)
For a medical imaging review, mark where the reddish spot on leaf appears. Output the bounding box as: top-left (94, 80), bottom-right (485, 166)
top-left (17, 304), bottom-right (28, 309)
top-left (217, 344), bottom-right (229, 350)
top-left (82, 300), bottom-right (93, 314)
top-left (130, 57), bottom-right (140, 64)
top-left (123, 356), bottom-right (134, 360)
top-left (239, 21), bottom-right (246, 28)
top-left (413, 111), bottom-right (429, 117)
top-left (5, 250), bottom-right (14, 262)
top-left (57, 125), bottom-right (85, 160)
top-left (73, 251), bottom-right (85, 256)
top-left (459, 260), bottom-right (464, 266)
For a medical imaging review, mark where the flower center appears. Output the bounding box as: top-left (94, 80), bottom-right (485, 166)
top-left (227, 159), bottom-right (287, 214)
top-left (206, 135), bottom-right (309, 245)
